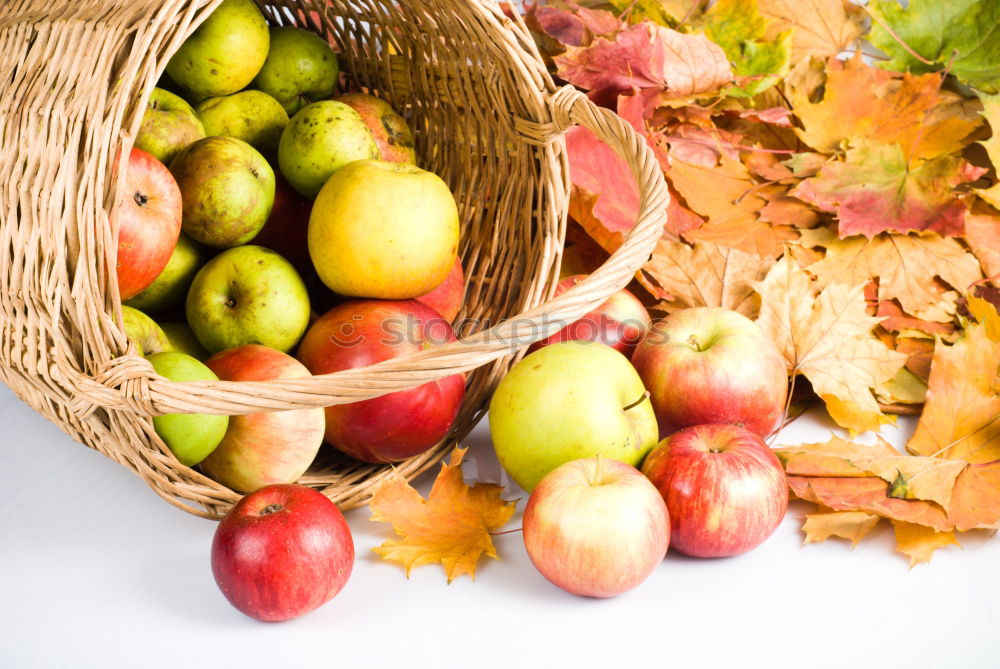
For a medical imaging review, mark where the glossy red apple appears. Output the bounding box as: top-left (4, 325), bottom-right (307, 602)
top-left (199, 345), bottom-right (325, 493)
top-left (642, 424), bottom-right (788, 558)
top-left (529, 274), bottom-right (651, 356)
top-left (631, 307), bottom-right (788, 438)
top-left (415, 256), bottom-right (465, 322)
top-left (523, 457), bottom-right (669, 598)
top-left (112, 147), bottom-right (183, 299)
top-left (296, 300), bottom-right (465, 463)
top-left (211, 484), bottom-right (354, 622)
top-left (252, 171), bottom-right (312, 276)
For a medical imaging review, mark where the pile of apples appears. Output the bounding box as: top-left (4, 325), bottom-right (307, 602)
top-left (491, 290), bottom-right (792, 598)
top-left (117, 0), bottom-right (468, 489)
top-left (114, 0), bottom-right (471, 620)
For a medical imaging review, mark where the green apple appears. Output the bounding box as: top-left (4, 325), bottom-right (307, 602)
top-left (170, 136), bottom-right (275, 248)
top-left (122, 305), bottom-right (171, 356)
top-left (489, 340), bottom-right (659, 492)
top-left (254, 26), bottom-right (340, 115)
top-left (165, 0), bottom-right (269, 98)
top-left (147, 351), bottom-right (229, 466)
top-left (186, 245), bottom-right (311, 354)
top-left (195, 90), bottom-right (289, 158)
top-left (278, 100), bottom-right (379, 199)
top-left (160, 322), bottom-right (209, 360)
top-left (124, 233), bottom-right (207, 314)
top-left (135, 88), bottom-right (205, 166)
top-left (308, 160), bottom-right (458, 298)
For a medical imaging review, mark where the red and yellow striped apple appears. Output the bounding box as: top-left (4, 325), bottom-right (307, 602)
top-left (523, 457), bottom-right (669, 598)
top-left (199, 345), bottom-right (325, 492)
top-left (631, 307), bottom-right (788, 438)
top-left (642, 424), bottom-right (788, 558)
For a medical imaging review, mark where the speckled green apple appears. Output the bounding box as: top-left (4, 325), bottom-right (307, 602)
top-left (186, 245), bottom-right (311, 354)
top-left (254, 26), bottom-right (340, 115)
top-left (489, 341), bottom-right (659, 493)
top-left (125, 232), bottom-right (206, 314)
top-left (170, 136), bottom-right (275, 248)
top-left (135, 88), bottom-right (205, 166)
top-left (308, 160), bottom-right (459, 298)
top-left (165, 0), bottom-right (269, 98)
top-left (147, 351), bottom-right (229, 466)
top-left (278, 100), bottom-right (379, 199)
top-left (160, 322), bottom-right (209, 360)
top-left (121, 305), bottom-right (171, 356)
top-left (196, 90), bottom-right (289, 158)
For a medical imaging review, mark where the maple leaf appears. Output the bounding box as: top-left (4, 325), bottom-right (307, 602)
top-left (976, 95), bottom-right (1000, 209)
top-left (801, 509), bottom-right (881, 546)
top-left (554, 21), bottom-right (732, 107)
top-left (607, 0), bottom-right (695, 26)
top-left (791, 138), bottom-right (985, 238)
top-left (525, 2), bottom-right (622, 48)
top-left (668, 156), bottom-right (797, 257)
top-left (896, 336), bottom-right (934, 381)
top-left (758, 0), bottom-right (864, 61)
top-left (642, 239), bottom-right (772, 316)
top-left (906, 318), bottom-right (1000, 464)
top-left (965, 207), bottom-right (1000, 279)
top-left (875, 300), bottom-right (954, 337)
top-left (702, 0), bottom-right (792, 98)
top-left (800, 228), bottom-right (983, 323)
top-left (788, 55), bottom-right (983, 161)
top-left (890, 520), bottom-right (960, 567)
top-left (868, 0), bottom-right (1000, 94)
top-left (369, 448), bottom-right (517, 583)
top-left (753, 257), bottom-right (906, 433)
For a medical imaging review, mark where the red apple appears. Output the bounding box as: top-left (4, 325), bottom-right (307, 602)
top-left (252, 171), bottom-right (312, 276)
top-left (199, 345), bottom-right (325, 493)
top-left (112, 147), bottom-right (183, 299)
top-left (642, 424), bottom-right (788, 558)
top-left (335, 93), bottom-right (416, 164)
top-left (415, 256), bottom-right (465, 322)
top-left (523, 457), bottom-right (669, 598)
top-left (631, 307), bottom-right (788, 438)
top-left (296, 300), bottom-right (465, 463)
top-left (529, 274), bottom-right (651, 356)
top-left (211, 484), bottom-right (354, 622)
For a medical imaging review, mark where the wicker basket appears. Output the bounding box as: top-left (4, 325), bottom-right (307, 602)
top-left (0, 0), bottom-right (667, 518)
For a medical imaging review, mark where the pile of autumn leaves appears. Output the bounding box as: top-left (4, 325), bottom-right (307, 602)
top-left (363, 0), bottom-right (999, 579)
top-left (519, 0), bottom-right (1000, 566)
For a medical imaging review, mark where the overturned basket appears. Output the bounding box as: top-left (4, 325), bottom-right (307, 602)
top-left (0, 0), bottom-right (667, 518)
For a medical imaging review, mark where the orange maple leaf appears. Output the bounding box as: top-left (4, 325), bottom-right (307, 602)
top-left (369, 448), bottom-right (517, 583)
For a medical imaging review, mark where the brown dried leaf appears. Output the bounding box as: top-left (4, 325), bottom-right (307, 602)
top-left (642, 239), bottom-right (773, 316)
top-left (754, 257), bottom-right (907, 433)
top-left (802, 509), bottom-right (881, 546)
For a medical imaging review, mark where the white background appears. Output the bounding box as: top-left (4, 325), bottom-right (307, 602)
top-left (1, 381), bottom-right (997, 668)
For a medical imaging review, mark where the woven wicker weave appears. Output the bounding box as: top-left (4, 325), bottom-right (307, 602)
top-left (0, 0), bottom-right (668, 518)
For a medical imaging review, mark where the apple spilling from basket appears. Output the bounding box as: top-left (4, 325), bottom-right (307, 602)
top-left (117, 0), bottom-right (792, 622)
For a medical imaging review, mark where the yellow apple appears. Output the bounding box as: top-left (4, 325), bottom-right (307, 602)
top-left (308, 160), bottom-right (459, 299)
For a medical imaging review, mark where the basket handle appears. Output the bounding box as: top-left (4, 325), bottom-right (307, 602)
top-left (70, 87), bottom-right (668, 418)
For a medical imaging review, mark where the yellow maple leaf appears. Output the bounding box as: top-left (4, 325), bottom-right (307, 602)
top-left (788, 54), bottom-right (982, 160)
top-left (753, 257), bottom-right (907, 433)
top-left (890, 520), bottom-right (960, 568)
top-left (976, 94), bottom-right (1000, 210)
top-left (964, 207), bottom-right (1000, 280)
top-left (906, 318), bottom-right (1000, 463)
top-left (642, 239), bottom-right (773, 316)
top-left (369, 448), bottom-right (517, 583)
top-left (800, 227), bottom-right (982, 323)
top-left (802, 509), bottom-right (881, 546)
top-left (758, 0), bottom-right (864, 61)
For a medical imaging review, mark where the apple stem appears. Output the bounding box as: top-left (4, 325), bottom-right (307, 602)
top-left (488, 527), bottom-right (523, 536)
top-left (686, 334), bottom-right (703, 352)
top-left (623, 390), bottom-right (650, 412)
